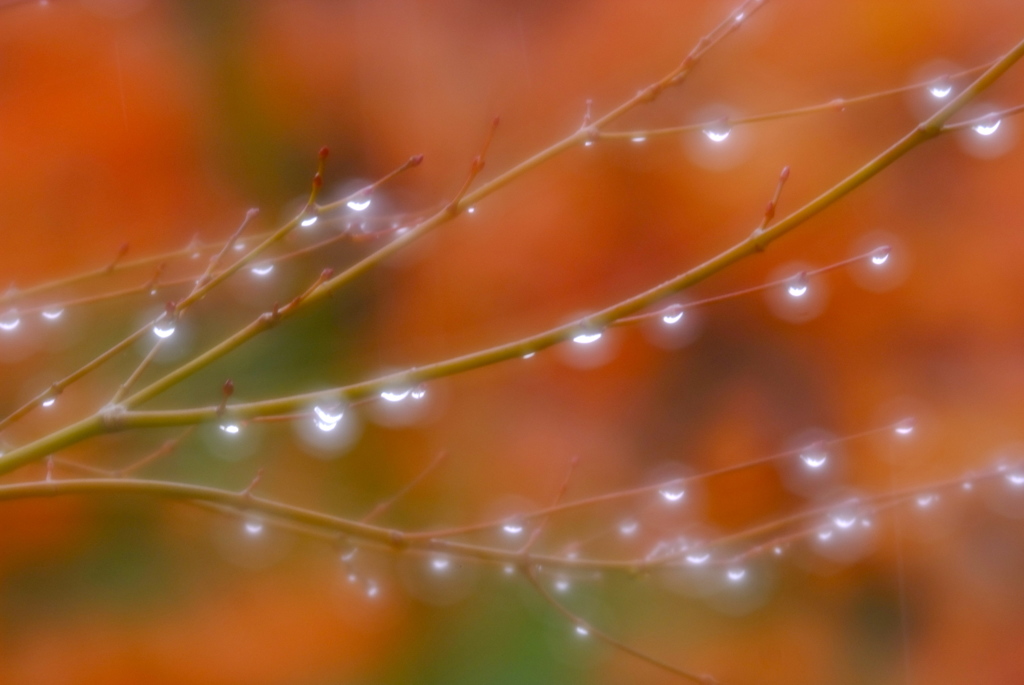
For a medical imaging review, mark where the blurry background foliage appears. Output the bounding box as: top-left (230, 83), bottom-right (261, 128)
top-left (1, 0), bottom-right (1024, 683)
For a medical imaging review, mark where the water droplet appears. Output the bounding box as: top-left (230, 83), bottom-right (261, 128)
top-left (726, 568), bottom-right (746, 582)
top-left (894, 418), bottom-right (915, 436)
top-left (251, 264), bottom-right (274, 277)
top-left (631, 136), bottom-right (647, 143)
top-left (572, 332), bottom-right (602, 345)
top-left (973, 119), bottom-right (1001, 136)
top-left (152, 323), bottom-right (175, 339)
top-left (661, 306), bottom-right (684, 325)
top-left (522, 352), bottom-right (536, 359)
top-left (0, 311), bottom-right (21, 332)
top-left (685, 552), bottom-right (710, 566)
top-left (366, 581), bottom-right (380, 598)
top-left (41, 308), bottom-right (64, 321)
top-left (244, 520), bottom-right (263, 535)
top-left (870, 246), bottom-right (890, 266)
top-left (929, 84), bottom-right (953, 99)
top-left (219, 424), bottom-right (241, 435)
top-left (916, 494), bottom-right (936, 508)
top-left (1006, 473), bottom-right (1024, 487)
top-left (300, 216), bottom-right (318, 227)
top-left (347, 573), bottom-right (358, 583)
top-left (659, 487), bottom-right (685, 503)
top-left (786, 273), bottom-right (809, 298)
top-left (502, 521), bottom-right (524, 536)
top-left (234, 242), bottom-right (246, 251)
top-left (381, 389), bottom-right (411, 403)
top-left (313, 405), bottom-right (343, 432)
top-left (42, 398), bottom-right (56, 408)
top-left (584, 140), bottom-right (594, 147)
top-left (575, 625), bottom-right (589, 637)
top-left (800, 449), bottom-right (828, 469)
top-left (703, 126), bottom-right (731, 143)
top-left (618, 520), bottom-right (638, 536)
top-left (773, 546), bottom-right (783, 556)
top-left (833, 515), bottom-right (857, 529)
top-left (347, 198), bottom-right (372, 212)
top-left (340, 548), bottom-right (357, 563)
top-left (554, 579), bottom-right (571, 593)
top-left (467, 206), bottom-right (476, 214)
top-left (503, 564), bottom-right (516, 575)
top-left (963, 481), bottom-right (974, 491)
top-left (817, 529), bottom-right (833, 541)
top-left (411, 386), bottom-right (426, 400)
top-left (431, 557), bottom-right (450, 572)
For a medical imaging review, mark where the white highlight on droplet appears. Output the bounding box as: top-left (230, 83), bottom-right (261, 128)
top-left (661, 308), bottom-right (684, 325)
top-left (870, 246), bottom-right (890, 266)
top-left (467, 206), bottom-right (476, 214)
top-left (833, 515), bottom-right (857, 529)
top-left (894, 418), bottom-right (915, 436)
top-left (220, 424), bottom-right (241, 435)
top-left (366, 581), bottom-right (379, 598)
top-left (800, 450), bottom-right (828, 469)
top-left (152, 323), bottom-right (176, 339)
top-left (659, 487), bottom-right (685, 503)
top-left (313, 405), bottom-right (343, 432)
top-left (431, 557), bottom-right (450, 572)
top-left (631, 136), bottom-right (647, 143)
top-left (554, 579), bottom-right (571, 593)
top-left (502, 522), bottom-right (524, 536)
top-left (929, 84), bottom-right (953, 99)
top-left (244, 520), bottom-right (263, 535)
top-left (572, 332), bottom-right (602, 344)
top-left (973, 120), bottom-right (1001, 136)
top-left (817, 529), bottom-right (834, 541)
top-left (347, 198), bottom-right (372, 212)
top-left (1007, 473), bottom-right (1024, 487)
top-left (42, 398), bottom-right (56, 408)
top-left (411, 386), bottom-right (426, 400)
top-left (703, 127), bottom-right (731, 143)
top-left (0, 312), bottom-right (21, 331)
top-left (522, 352), bottom-right (535, 359)
top-left (300, 216), bottom-right (318, 227)
top-left (916, 494), bottom-right (936, 508)
top-left (41, 308), bottom-right (64, 321)
top-left (726, 568), bottom-right (746, 582)
top-left (618, 520), bottom-right (638, 536)
top-left (251, 264), bottom-right (274, 277)
top-left (381, 389), bottom-right (411, 403)
top-left (575, 625), bottom-right (590, 637)
top-left (685, 552), bottom-right (710, 566)
top-left (787, 273), bottom-right (809, 298)
top-left (584, 140), bottom-right (594, 147)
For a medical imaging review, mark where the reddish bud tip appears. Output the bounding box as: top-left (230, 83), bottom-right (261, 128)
top-left (491, 115), bottom-right (501, 127)
top-left (321, 267), bottom-right (334, 280)
top-left (312, 173), bottom-right (323, 189)
top-left (165, 301), bottom-right (177, 315)
top-left (410, 154), bottom-right (424, 166)
top-left (223, 379), bottom-right (234, 397)
top-left (780, 166), bottom-right (791, 181)
top-left (318, 146), bottom-right (330, 160)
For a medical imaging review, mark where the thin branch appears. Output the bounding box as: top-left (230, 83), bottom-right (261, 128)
top-left (523, 565), bottom-right (715, 684)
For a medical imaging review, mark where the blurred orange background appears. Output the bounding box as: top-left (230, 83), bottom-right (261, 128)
top-left (1, 0), bottom-right (1024, 683)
